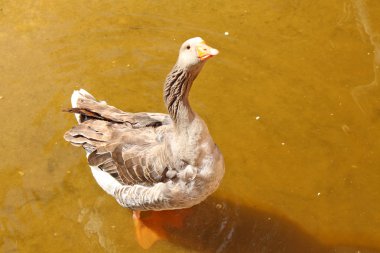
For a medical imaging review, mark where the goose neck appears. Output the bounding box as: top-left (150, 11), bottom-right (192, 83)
top-left (164, 64), bottom-right (201, 126)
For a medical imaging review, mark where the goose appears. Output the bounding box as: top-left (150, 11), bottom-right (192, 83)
top-left (64, 37), bottom-right (224, 215)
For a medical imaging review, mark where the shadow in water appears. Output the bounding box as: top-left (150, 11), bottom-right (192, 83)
top-left (146, 197), bottom-right (327, 253)
top-left (136, 196), bottom-right (378, 253)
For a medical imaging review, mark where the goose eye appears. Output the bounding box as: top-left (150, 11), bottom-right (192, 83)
top-left (186, 45), bottom-right (191, 50)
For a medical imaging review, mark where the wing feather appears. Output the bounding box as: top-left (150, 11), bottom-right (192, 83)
top-left (64, 90), bottom-right (177, 187)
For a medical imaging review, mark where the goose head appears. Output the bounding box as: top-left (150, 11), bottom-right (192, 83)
top-left (176, 37), bottom-right (219, 71)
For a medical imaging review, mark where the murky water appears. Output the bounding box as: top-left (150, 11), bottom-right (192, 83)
top-left (1, 0), bottom-right (380, 252)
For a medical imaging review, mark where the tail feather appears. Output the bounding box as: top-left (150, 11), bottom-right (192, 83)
top-left (70, 89), bottom-right (99, 123)
top-left (63, 119), bottom-right (113, 153)
top-left (63, 108), bottom-right (112, 123)
top-left (66, 89), bottom-right (169, 128)
top-left (68, 89), bottom-right (135, 124)
top-left (64, 88), bottom-right (172, 152)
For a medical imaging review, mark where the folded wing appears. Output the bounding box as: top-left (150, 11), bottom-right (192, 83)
top-left (63, 90), bottom-right (177, 187)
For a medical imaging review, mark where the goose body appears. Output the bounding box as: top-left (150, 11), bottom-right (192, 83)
top-left (64, 37), bottom-right (224, 211)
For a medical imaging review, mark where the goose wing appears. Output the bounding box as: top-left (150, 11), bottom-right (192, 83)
top-left (64, 90), bottom-right (177, 186)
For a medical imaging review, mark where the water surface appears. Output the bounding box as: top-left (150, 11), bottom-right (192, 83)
top-left (1, 0), bottom-right (380, 252)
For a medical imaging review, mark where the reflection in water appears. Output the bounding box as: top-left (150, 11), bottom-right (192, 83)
top-left (135, 197), bottom-right (377, 253)
top-left (351, 0), bottom-right (380, 120)
top-left (78, 198), bottom-right (117, 253)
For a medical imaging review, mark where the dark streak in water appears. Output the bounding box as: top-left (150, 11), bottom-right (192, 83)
top-left (138, 196), bottom-right (380, 253)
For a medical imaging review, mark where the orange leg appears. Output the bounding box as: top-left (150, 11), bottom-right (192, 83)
top-left (133, 210), bottom-right (141, 220)
top-left (133, 210), bottom-right (164, 249)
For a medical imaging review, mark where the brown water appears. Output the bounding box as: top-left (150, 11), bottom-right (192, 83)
top-left (1, 0), bottom-right (380, 252)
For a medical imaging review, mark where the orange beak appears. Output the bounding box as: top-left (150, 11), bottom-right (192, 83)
top-left (196, 41), bottom-right (219, 61)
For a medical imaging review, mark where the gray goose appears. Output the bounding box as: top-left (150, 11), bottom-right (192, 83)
top-left (64, 37), bottom-right (224, 212)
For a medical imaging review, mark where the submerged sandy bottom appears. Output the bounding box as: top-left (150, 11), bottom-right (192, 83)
top-left (1, 1), bottom-right (380, 252)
